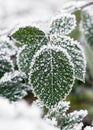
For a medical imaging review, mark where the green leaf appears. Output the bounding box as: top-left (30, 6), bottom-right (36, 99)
top-left (0, 71), bottom-right (30, 101)
top-left (17, 35), bottom-right (48, 77)
top-left (50, 13), bottom-right (76, 35)
top-left (51, 36), bottom-right (86, 82)
top-left (81, 11), bottom-right (93, 48)
top-left (11, 26), bottom-right (48, 46)
top-left (0, 55), bottom-right (14, 78)
top-left (29, 45), bottom-right (75, 108)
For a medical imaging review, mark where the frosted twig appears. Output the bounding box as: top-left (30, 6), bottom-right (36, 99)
top-left (68, 1), bottom-right (93, 13)
top-left (80, 2), bottom-right (93, 10)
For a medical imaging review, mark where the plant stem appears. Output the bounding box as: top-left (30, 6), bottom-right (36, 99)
top-left (80, 2), bottom-right (93, 10)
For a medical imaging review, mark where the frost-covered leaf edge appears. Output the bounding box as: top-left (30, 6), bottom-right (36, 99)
top-left (28, 44), bottom-right (75, 108)
top-left (0, 71), bottom-right (31, 101)
top-left (16, 45), bottom-right (27, 73)
top-left (10, 25), bottom-right (48, 45)
top-left (49, 13), bottom-right (76, 35)
top-left (0, 40), bottom-right (18, 56)
top-left (50, 35), bottom-right (86, 82)
top-left (0, 55), bottom-right (14, 73)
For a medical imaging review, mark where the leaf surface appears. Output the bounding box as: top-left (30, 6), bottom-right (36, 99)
top-left (51, 36), bottom-right (86, 82)
top-left (29, 45), bottom-right (75, 108)
top-left (11, 26), bottom-right (48, 46)
top-left (0, 55), bottom-right (14, 78)
top-left (0, 71), bottom-right (30, 101)
top-left (50, 14), bottom-right (76, 35)
top-left (82, 11), bottom-right (93, 48)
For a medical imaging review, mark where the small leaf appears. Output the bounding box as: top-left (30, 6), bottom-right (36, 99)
top-left (17, 36), bottom-right (48, 77)
top-left (50, 13), bottom-right (76, 35)
top-left (61, 110), bottom-right (87, 130)
top-left (0, 71), bottom-right (30, 101)
top-left (11, 26), bottom-right (48, 46)
top-left (29, 45), bottom-right (75, 108)
top-left (46, 101), bottom-right (70, 119)
top-left (81, 11), bottom-right (93, 48)
top-left (0, 55), bottom-right (14, 78)
top-left (51, 35), bottom-right (86, 82)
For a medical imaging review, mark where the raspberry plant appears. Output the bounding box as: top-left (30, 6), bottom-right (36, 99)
top-left (10, 13), bottom-right (86, 108)
top-left (1, 7), bottom-right (93, 129)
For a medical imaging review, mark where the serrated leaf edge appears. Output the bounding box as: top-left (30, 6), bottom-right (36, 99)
top-left (28, 44), bottom-right (75, 108)
top-left (10, 25), bottom-right (47, 45)
top-left (17, 45), bottom-right (27, 72)
top-left (0, 55), bottom-right (14, 72)
top-left (50, 35), bottom-right (86, 82)
top-left (49, 13), bottom-right (76, 35)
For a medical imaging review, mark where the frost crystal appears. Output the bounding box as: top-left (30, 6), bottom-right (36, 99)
top-left (46, 101), bottom-right (87, 130)
top-left (0, 55), bottom-right (14, 78)
top-left (61, 110), bottom-right (88, 130)
top-left (50, 13), bottom-right (76, 35)
top-left (0, 71), bottom-right (30, 101)
top-left (62, 123), bottom-right (83, 130)
top-left (67, 110), bottom-right (88, 123)
top-left (11, 26), bottom-right (48, 46)
top-left (29, 45), bottom-right (75, 108)
top-left (0, 41), bottom-right (17, 56)
top-left (17, 34), bottom-right (47, 77)
top-left (46, 101), bottom-right (70, 119)
top-left (82, 11), bottom-right (93, 48)
top-left (51, 35), bottom-right (86, 82)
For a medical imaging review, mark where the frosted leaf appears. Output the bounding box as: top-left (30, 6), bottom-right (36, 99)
top-left (17, 35), bottom-right (48, 77)
top-left (62, 123), bottom-right (83, 130)
top-left (51, 35), bottom-right (86, 82)
top-left (0, 41), bottom-right (17, 56)
top-left (0, 71), bottom-right (30, 101)
top-left (67, 110), bottom-right (88, 123)
top-left (11, 26), bottom-right (48, 46)
top-left (29, 45), bottom-right (75, 108)
top-left (0, 55), bottom-right (14, 78)
top-left (50, 13), bottom-right (76, 35)
top-left (81, 11), bottom-right (93, 48)
top-left (61, 110), bottom-right (88, 130)
top-left (46, 101), bottom-right (70, 119)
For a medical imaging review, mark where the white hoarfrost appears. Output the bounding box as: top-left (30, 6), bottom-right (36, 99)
top-left (50, 13), bottom-right (76, 35)
top-left (61, 110), bottom-right (88, 130)
top-left (64, 123), bottom-right (84, 130)
top-left (50, 35), bottom-right (86, 82)
top-left (0, 55), bottom-right (14, 76)
top-left (0, 97), bottom-right (58, 130)
top-left (29, 44), bottom-right (75, 108)
top-left (46, 100), bottom-right (70, 119)
top-left (17, 45), bottom-right (27, 72)
top-left (0, 71), bottom-right (26, 83)
top-left (68, 110), bottom-right (88, 122)
top-left (0, 40), bottom-right (17, 56)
